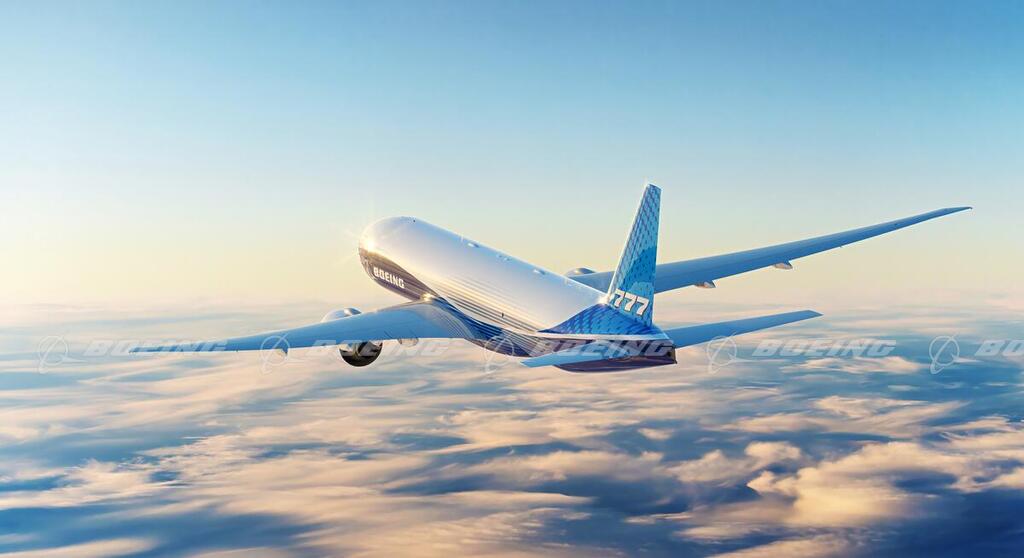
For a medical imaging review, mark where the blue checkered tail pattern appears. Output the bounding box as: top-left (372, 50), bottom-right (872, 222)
top-left (606, 184), bottom-right (660, 326)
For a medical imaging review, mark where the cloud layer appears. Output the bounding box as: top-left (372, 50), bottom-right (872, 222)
top-left (0, 303), bottom-right (1022, 556)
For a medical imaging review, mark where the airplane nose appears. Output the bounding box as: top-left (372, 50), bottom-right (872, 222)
top-left (360, 216), bottom-right (414, 254)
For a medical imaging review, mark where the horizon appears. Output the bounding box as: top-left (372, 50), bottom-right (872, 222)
top-left (2, 2), bottom-right (1022, 557)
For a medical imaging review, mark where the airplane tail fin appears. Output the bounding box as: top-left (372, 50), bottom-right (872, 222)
top-left (607, 183), bottom-right (660, 326)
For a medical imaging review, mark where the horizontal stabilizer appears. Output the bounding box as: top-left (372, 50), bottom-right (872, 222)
top-left (665, 310), bottom-right (822, 348)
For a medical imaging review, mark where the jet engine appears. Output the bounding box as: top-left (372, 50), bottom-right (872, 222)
top-left (339, 341), bottom-right (383, 367)
top-left (320, 308), bottom-right (383, 366)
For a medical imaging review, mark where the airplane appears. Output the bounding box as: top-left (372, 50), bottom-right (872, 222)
top-left (131, 185), bottom-right (970, 372)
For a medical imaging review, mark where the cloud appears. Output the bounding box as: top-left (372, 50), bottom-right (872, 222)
top-left (0, 538), bottom-right (156, 558)
top-left (710, 534), bottom-right (851, 558)
top-left (0, 460), bottom-right (163, 511)
top-left (987, 467), bottom-right (1024, 489)
top-left (692, 433), bottom-right (1024, 533)
top-left (669, 442), bottom-right (803, 484)
top-left (638, 428), bottom-right (673, 441)
top-left (725, 397), bottom-right (962, 438)
top-left (668, 417), bottom-right (1024, 546)
top-left (188, 549), bottom-right (294, 558)
top-left (2, 303), bottom-right (1024, 555)
top-left (786, 356), bottom-right (923, 374)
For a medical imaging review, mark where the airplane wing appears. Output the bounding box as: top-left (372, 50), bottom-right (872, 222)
top-left (570, 206), bottom-right (971, 294)
top-left (130, 301), bottom-right (477, 353)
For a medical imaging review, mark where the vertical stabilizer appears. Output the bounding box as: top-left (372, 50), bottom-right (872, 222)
top-left (607, 184), bottom-right (660, 325)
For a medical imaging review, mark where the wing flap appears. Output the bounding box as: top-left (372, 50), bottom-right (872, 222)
top-left (130, 302), bottom-right (475, 353)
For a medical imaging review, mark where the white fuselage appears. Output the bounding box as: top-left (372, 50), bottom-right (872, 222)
top-left (359, 217), bottom-right (604, 336)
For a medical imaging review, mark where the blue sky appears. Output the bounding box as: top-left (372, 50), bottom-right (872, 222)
top-left (2, 0), bottom-right (1020, 304)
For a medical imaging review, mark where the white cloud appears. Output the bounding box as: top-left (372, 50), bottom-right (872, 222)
top-left (731, 439), bottom-right (1003, 527)
top-left (638, 428), bottom-right (673, 441)
top-left (711, 534), bottom-right (851, 558)
top-left (726, 398), bottom-right (962, 438)
top-left (787, 356), bottom-right (923, 374)
top-left (0, 461), bottom-right (164, 511)
top-left (0, 538), bottom-right (156, 558)
top-left (2, 304), bottom-right (1023, 555)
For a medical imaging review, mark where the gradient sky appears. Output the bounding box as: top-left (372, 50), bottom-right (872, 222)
top-left (3, 4), bottom-right (1024, 556)
top-left (2, 0), bottom-right (1021, 308)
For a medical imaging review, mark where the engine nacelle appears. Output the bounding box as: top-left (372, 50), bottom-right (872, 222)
top-left (321, 307), bottom-right (361, 322)
top-left (321, 308), bottom-right (382, 366)
top-left (339, 341), bottom-right (382, 367)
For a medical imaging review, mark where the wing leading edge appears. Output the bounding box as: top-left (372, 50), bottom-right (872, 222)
top-left (571, 206), bottom-right (971, 294)
top-left (130, 302), bottom-right (476, 353)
